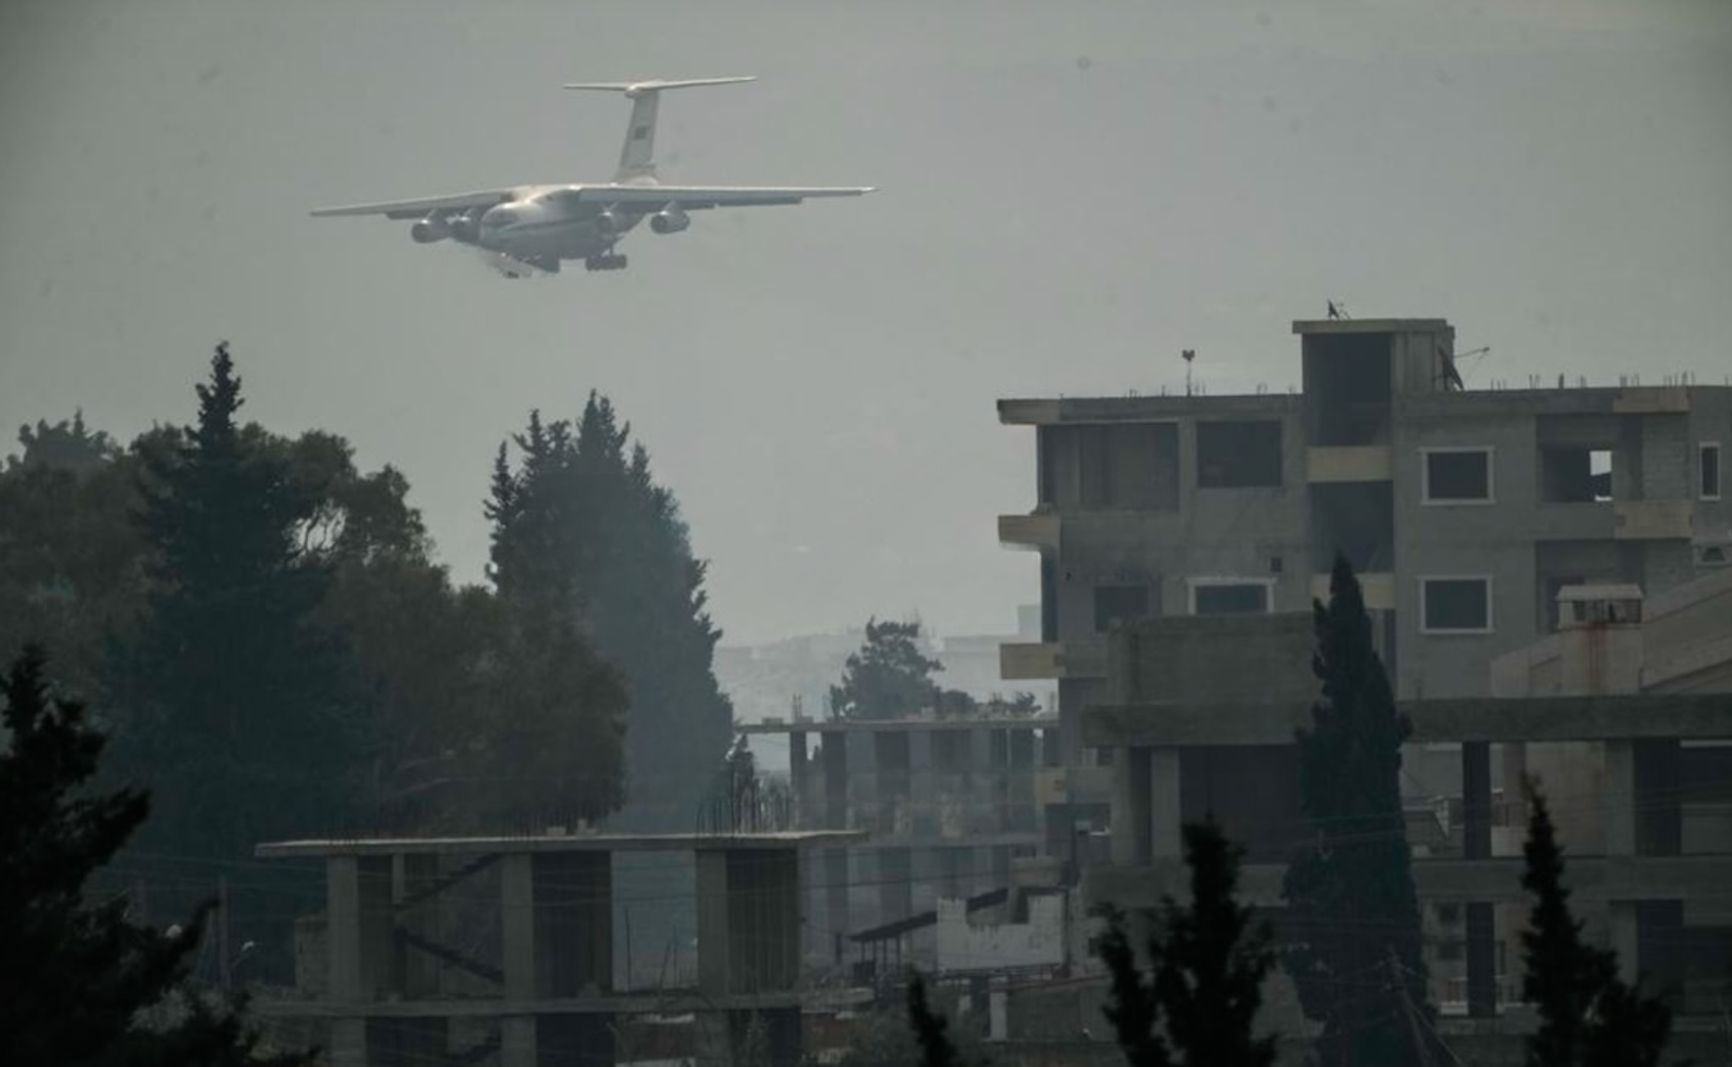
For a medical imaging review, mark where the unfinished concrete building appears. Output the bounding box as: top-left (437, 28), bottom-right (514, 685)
top-left (998, 316), bottom-right (1732, 859)
top-left (737, 714), bottom-right (1057, 972)
top-left (253, 831), bottom-right (858, 1067)
top-left (1084, 587), bottom-right (1732, 1061)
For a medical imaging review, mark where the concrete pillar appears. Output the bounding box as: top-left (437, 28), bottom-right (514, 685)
top-left (1610, 901), bottom-right (1640, 985)
top-left (327, 857), bottom-right (363, 1002)
top-left (501, 854), bottom-right (536, 999)
top-left (1462, 742), bottom-right (1491, 861)
top-left (499, 1016), bottom-right (536, 1067)
top-left (910, 728), bottom-right (936, 837)
top-left (1606, 741), bottom-right (1637, 856)
top-left (1150, 749), bottom-right (1182, 859)
top-left (1112, 746), bottom-right (1152, 865)
top-left (1465, 903), bottom-right (1497, 1018)
top-left (328, 1018), bottom-right (366, 1067)
top-left (789, 731), bottom-right (809, 828)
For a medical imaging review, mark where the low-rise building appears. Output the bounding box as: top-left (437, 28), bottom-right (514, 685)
top-left (252, 831), bottom-right (861, 1067)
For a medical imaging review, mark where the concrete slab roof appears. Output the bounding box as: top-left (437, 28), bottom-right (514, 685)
top-left (998, 394), bottom-right (1298, 426)
top-left (1292, 318), bottom-right (1451, 334)
top-left (737, 715), bottom-right (1058, 735)
top-left (255, 830), bottom-right (865, 859)
top-left (1084, 693), bottom-right (1732, 747)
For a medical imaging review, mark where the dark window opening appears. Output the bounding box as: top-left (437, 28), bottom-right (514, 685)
top-left (1310, 482), bottom-right (1395, 572)
top-left (1196, 420), bottom-right (1283, 488)
top-left (1702, 443), bottom-right (1722, 500)
top-left (1303, 333), bottom-right (1392, 445)
top-left (1425, 449), bottom-right (1492, 502)
top-left (1423, 578), bottom-right (1490, 633)
top-left (1540, 447), bottom-right (1613, 502)
top-left (1192, 582), bottom-right (1269, 615)
top-left (1094, 585), bottom-right (1151, 632)
top-left (1046, 423), bottom-right (1179, 510)
top-left (1040, 557), bottom-right (1057, 642)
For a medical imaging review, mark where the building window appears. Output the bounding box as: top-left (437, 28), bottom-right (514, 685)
top-left (1540, 446), bottom-right (1613, 503)
top-left (1093, 585), bottom-right (1151, 632)
top-left (1421, 577), bottom-right (1492, 634)
top-left (1196, 421), bottom-right (1283, 488)
top-left (1188, 579), bottom-right (1274, 616)
top-left (1702, 442), bottom-right (1722, 501)
top-left (1422, 448), bottom-right (1494, 504)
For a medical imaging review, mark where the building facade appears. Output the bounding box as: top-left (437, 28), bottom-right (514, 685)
top-left (999, 317), bottom-right (1732, 845)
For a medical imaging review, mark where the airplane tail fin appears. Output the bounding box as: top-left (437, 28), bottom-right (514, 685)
top-left (563, 77), bottom-right (756, 182)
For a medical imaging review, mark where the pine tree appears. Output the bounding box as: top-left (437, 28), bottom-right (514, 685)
top-left (1280, 554), bottom-right (1430, 1067)
top-left (488, 393), bottom-right (731, 831)
top-left (1098, 819), bottom-right (1275, 1067)
top-left (111, 343), bottom-right (359, 950)
top-left (829, 618), bottom-right (943, 720)
top-left (0, 646), bottom-right (309, 1066)
top-left (1521, 785), bottom-right (1671, 1067)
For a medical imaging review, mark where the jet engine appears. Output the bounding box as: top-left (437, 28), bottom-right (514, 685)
top-left (649, 204), bottom-right (690, 235)
top-left (410, 215), bottom-right (449, 243)
top-left (447, 209), bottom-right (483, 243)
top-left (594, 206), bottom-right (626, 236)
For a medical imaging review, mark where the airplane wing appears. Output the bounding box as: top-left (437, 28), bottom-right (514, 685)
top-left (310, 190), bottom-right (515, 220)
top-left (575, 184), bottom-right (874, 210)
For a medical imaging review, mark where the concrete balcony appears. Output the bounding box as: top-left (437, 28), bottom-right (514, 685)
top-left (1614, 499), bottom-right (1693, 540)
top-left (1310, 570), bottom-right (1395, 610)
top-left (1306, 445), bottom-right (1393, 483)
top-left (998, 511), bottom-right (1059, 552)
top-left (1000, 639), bottom-right (1107, 680)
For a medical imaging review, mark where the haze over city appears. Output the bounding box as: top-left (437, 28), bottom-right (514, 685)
top-left (4, 0), bottom-right (1729, 648)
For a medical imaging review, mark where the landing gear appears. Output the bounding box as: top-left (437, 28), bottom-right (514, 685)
top-left (584, 253), bottom-right (628, 272)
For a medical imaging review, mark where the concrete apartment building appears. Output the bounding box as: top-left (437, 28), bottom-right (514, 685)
top-left (253, 831), bottom-right (860, 1067)
top-left (736, 714), bottom-right (1058, 972)
top-left (998, 316), bottom-right (1732, 841)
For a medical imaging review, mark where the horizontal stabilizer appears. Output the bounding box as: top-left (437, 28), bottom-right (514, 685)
top-left (562, 76), bottom-right (755, 96)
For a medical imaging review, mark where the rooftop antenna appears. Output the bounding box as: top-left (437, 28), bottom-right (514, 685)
top-left (1327, 299), bottom-right (1350, 321)
top-left (1182, 349), bottom-right (1196, 397)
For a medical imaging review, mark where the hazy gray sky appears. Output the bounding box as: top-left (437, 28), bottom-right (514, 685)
top-left (3, 0), bottom-right (1729, 645)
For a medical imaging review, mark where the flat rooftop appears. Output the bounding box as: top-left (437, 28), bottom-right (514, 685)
top-left (1292, 317), bottom-right (1451, 335)
top-left (255, 830), bottom-right (864, 859)
top-left (737, 715), bottom-right (1057, 735)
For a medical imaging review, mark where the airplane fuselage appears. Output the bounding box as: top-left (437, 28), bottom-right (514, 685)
top-left (445, 185), bottom-right (643, 272)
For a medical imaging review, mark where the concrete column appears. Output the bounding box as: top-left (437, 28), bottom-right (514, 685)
top-left (1462, 742), bottom-right (1491, 861)
top-left (910, 728), bottom-right (936, 838)
top-left (1112, 746), bottom-right (1152, 865)
top-left (499, 1016), bottom-right (536, 1067)
top-left (1465, 903), bottom-right (1497, 1018)
top-left (328, 1019), bottom-right (366, 1067)
top-left (789, 731), bottom-right (809, 828)
top-left (1610, 901), bottom-right (1640, 985)
top-left (501, 854), bottom-right (536, 999)
top-left (1606, 741), bottom-right (1637, 856)
top-left (328, 857), bottom-right (362, 1001)
top-left (1150, 749), bottom-right (1182, 859)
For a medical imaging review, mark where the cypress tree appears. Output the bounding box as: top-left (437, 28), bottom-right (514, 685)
top-left (1099, 819), bottom-right (1275, 1067)
top-left (1281, 554), bottom-right (1430, 1067)
top-left (1521, 785), bottom-right (1671, 1067)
